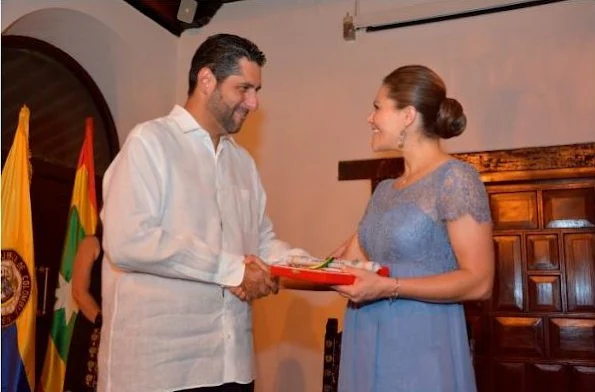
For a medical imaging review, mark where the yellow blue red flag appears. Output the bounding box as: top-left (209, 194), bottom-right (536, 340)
top-left (1, 105), bottom-right (37, 392)
top-left (39, 118), bottom-right (97, 392)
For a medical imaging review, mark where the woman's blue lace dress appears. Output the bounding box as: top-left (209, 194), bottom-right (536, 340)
top-left (338, 160), bottom-right (491, 392)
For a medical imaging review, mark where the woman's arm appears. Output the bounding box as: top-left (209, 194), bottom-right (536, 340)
top-left (397, 215), bottom-right (494, 301)
top-left (72, 236), bottom-right (102, 323)
top-left (331, 232), bottom-right (368, 261)
top-left (334, 215), bottom-right (494, 303)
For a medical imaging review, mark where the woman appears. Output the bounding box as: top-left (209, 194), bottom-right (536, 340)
top-left (332, 65), bottom-right (494, 392)
top-left (65, 225), bottom-right (103, 392)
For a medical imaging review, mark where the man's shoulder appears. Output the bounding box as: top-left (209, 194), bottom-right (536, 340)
top-left (127, 114), bottom-right (179, 144)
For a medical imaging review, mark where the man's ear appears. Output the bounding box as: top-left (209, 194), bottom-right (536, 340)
top-left (197, 67), bottom-right (216, 94)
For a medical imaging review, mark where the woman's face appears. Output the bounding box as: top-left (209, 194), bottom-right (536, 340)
top-left (367, 85), bottom-right (408, 152)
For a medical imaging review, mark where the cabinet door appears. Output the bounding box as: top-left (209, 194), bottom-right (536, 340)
top-left (468, 184), bottom-right (595, 392)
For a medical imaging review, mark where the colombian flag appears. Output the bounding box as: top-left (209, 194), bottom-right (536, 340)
top-left (39, 118), bottom-right (97, 392)
top-left (1, 105), bottom-right (37, 392)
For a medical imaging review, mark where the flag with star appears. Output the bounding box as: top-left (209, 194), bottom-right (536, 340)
top-left (39, 118), bottom-right (97, 392)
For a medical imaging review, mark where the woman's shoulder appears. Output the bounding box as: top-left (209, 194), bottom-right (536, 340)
top-left (439, 159), bottom-right (482, 183)
top-left (374, 178), bottom-right (395, 194)
top-left (444, 158), bottom-right (478, 173)
top-left (436, 158), bottom-right (491, 222)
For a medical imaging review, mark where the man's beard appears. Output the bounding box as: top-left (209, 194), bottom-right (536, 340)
top-left (208, 90), bottom-right (248, 135)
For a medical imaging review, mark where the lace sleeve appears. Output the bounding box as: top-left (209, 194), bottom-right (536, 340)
top-left (438, 162), bottom-right (492, 223)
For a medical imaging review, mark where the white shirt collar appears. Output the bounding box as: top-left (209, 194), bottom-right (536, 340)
top-left (169, 104), bottom-right (236, 146)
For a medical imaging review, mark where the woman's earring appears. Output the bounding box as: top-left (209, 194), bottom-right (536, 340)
top-left (397, 127), bottom-right (407, 148)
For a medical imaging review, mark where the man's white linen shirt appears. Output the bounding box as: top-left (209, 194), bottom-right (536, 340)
top-left (98, 105), bottom-right (300, 392)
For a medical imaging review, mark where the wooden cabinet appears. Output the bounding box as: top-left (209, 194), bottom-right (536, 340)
top-left (467, 181), bottom-right (595, 392)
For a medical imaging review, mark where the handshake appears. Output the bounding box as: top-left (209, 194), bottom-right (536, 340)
top-left (228, 254), bottom-right (279, 302)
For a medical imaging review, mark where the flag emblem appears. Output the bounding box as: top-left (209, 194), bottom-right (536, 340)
top-left (1, 249), bottom-right (33, 327)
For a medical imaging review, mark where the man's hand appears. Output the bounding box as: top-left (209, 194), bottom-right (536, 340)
top-left (233, 255), bottom-right (278, 301)
top-left (228, 286), bottom-right (247, 301)
top-left (247, 255), bottom-right (279, 295)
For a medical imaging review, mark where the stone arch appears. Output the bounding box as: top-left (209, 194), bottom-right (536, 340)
top-left (2, 5), bottom-right (141, 143)
top-left (2, 7), bottom-right (126, 379)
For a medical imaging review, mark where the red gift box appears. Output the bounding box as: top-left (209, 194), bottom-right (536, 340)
top-left (270, 263), bottom-right (390, 285)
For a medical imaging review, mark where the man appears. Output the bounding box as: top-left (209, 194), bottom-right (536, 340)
top-left (99, 34), bottom-right (304, 392)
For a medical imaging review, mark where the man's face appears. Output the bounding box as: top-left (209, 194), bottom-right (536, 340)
top-left (207, 58), bottom-right (262, 135)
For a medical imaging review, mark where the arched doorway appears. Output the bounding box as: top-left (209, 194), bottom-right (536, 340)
top-left (1, 34), bottom-right (120, 379)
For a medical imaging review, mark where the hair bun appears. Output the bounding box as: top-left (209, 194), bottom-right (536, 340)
top-left (435, 98), bottom-right (466, 139)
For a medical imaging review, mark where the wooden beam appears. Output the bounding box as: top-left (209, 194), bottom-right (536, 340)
top-left (454, 143), bottom-right (595, 174)
top-left (338, 143), bottom-right (595, 185)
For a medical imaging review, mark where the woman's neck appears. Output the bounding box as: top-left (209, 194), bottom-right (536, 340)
top-left (400, 138), bottom-right (449, 181)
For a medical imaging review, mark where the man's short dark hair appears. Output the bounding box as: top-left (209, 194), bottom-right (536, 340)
top-left (188, 34), bottom-right (266, 96)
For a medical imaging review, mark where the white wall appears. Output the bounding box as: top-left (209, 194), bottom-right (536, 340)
top-left (4, 0), bottom-right (593, 391)
top-left (177, 1), bottom-right (595, 391)
top-left (2, 0), bottom-right (178, 142)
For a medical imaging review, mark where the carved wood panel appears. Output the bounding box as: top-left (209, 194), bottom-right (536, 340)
top-left (570, 366), bottom-right (595, 391)
top-left (528, 276), bottom-right (561, 312)
top-left (487, 183), bottom-right (595, 392)
top-left (543, 188), bottom-right (595, 229)
top-left (338, 143), bottom-right (595, 185)
top-left (549, 318), bottom-right (595, 360)
top-left (527, 235), bottom-right (559, 271)
top-left (494, 362), bottom-right (525, 392)
top-left (565, 233), bottom-right (595, 312)
top-left (494, 317), bottom-right (545, 357)
top-left (529, 364), bottom-right (568, 392)
top-left (490, 192), bottom-right (538, 230)
top-left (483, 183), bottom-right (595, 392)
top-left (493, 236), bottom-right (524, 312)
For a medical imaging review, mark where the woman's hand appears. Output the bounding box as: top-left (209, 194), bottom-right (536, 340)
top-left (332, 266), bottom-right (395, 303)
top-left (72, 236), bottom-right (102, 323)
